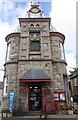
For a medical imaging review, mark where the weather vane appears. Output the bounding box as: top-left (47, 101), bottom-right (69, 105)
top-left (30, 0), bottom-right (40, 5)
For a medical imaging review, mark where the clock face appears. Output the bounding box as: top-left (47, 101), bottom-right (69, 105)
top-left (31, 7), bottom-right (39, 14)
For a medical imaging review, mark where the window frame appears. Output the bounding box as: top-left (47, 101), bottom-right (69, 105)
top-left (3, 76), bottom-right (8, 96)
top-left (6, 43), bottom-right (11, 61)
top-left (30, 40), bottom-right (41, 52)
top-left (59, 42), bottom-right (65, 60)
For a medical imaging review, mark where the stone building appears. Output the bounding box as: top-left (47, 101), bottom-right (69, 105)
top-left (0, 82), bottom-right (3, 112)
top-left (2, 3), bottom-right (68, 114)
top-left (69, 69), bottom-right (78, 102)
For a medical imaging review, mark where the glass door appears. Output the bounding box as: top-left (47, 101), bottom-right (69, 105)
top-left (29, 86), bottom-right (42, 111)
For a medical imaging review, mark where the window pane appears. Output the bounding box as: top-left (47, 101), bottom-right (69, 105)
top-left (74, 78), bottom-right (77, 86)
top-left (7, 43), bottom-right (10, 61)
top-left (30, 41), bottom-right (40, 51)
top-left (59, 42), bottom-right (65, 59)
top-left (3, 77), bottom-right (8, 95)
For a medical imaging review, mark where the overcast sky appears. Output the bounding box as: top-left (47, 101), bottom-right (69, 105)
top-left (51, 0), bottom-right (76, 73)
top-left (0, 0), bottom-right (77, 81)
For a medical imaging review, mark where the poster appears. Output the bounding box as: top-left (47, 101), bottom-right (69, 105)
top-left (8, 92), bottom-right (14, 112)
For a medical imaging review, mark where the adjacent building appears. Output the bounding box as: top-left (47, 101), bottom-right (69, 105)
top-left (0, 82), bottom-right (3, 112)
top-left (69, 69), bottom-right (78, 102)
top-left (2, 3), bottom-right (68, 114)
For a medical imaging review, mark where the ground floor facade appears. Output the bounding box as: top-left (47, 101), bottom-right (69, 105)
top-left (18, 81), bottom-right (53, 112)
top-left (15, 81), bottom-right (66, 115)
top-left (2, 62), bottom-right (68, 114)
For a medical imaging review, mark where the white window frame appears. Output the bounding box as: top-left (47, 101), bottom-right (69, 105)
top-left (6, 43), bottom-right (11, 61)
top-left (74, 78), bottom-right (77, 86)
top-left (59, 42), bottom-right (65, 60)
top-left (3, 76), bottom-right (8, 96)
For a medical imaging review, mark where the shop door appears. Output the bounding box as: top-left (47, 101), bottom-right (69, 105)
top-left (29, 86), bottom-right (42, 111)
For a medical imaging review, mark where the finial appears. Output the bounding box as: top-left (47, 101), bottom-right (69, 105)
top-left (30, 2), bottom-right (32, 6)
top-left (37, 2), bottom-right (40, 5)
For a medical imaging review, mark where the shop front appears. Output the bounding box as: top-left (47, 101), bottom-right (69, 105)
top-left (19, 80), bottom-right (51, 112)
top-left (19, 68), bottom-right (51, 114)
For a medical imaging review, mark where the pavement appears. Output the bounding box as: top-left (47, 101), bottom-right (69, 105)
top-left (1, 114), bottom-right (77, 120)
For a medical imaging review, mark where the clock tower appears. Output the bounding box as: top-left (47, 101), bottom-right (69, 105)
top-left (27, 2), bottom-right (43, 18)
top-left (2, 2), bottom-right (68, 116)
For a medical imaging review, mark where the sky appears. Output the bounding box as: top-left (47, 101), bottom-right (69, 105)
top-left (0, 0), bottom-right (77, 81)
top-left (51, 0), bottom-right (77, 73)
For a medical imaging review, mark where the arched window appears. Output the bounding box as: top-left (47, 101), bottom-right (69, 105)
top-left (6, 43), bottom-right (11, 61)
top-left (30, 24), bottom-right (34, 27)
top-left (3, 76), bottom-right (8, 95)
top-left (36, 24), bottom-right (40, 27)
top-left (59, 42), bottom-right (65, 59)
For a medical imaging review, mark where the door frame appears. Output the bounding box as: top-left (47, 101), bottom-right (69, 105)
top-left (28, 84), bottom-right (43, 111)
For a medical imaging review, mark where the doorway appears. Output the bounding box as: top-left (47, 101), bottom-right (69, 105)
top-left (29, 86), bottom-right (42, 111)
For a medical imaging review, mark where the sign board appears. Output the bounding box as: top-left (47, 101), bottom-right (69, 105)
top-left (54, 92), bottom-right (66, 102)
top-left (8, 92), bottom-right (14, 112)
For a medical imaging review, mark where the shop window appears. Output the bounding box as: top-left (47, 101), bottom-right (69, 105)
top-left (54, 92), bottom-right (66, 102)
top-left (30, 41), bottom-right (40, 51)
top-left (54, 93), bottom-right (59, 101)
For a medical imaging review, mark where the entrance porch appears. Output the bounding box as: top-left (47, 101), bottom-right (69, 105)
top-left (18, 67), bottom-right (53, 115)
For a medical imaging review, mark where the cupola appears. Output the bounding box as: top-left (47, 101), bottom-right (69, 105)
top-left (27, 2), bottom-right (44, 18)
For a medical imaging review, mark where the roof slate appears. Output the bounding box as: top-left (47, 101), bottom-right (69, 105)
top-left (19, 67), bottom-right (51, 80)
top-left (70, 70), bottom-right (78, 79)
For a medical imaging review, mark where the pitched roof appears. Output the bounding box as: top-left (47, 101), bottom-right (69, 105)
top-left (70, 70), bottom-right (78, 79)
top-left (19, 67), bottom-right (51, 80)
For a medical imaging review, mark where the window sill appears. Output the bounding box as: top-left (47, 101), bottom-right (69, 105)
top-left (29, 51), bottom-right (41, 55)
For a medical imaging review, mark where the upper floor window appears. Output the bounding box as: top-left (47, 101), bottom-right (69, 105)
top-left (3, 76), bottom-right (8, 96)
top-left (74, 78), bottom-right (77, 86)
top-left (6, 43), bottom-right (11, 61)
top-left (59, 42), bottom-right (65, 59)
top-left (36, 24), bottom-right (40, 27)
top-left (30, 24), bottom-right (34, 27)
top-left (30, 41), bottom-right (40, 51)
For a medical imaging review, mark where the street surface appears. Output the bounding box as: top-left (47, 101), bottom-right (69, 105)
top-left (1, 114), bottom-right (77, 120)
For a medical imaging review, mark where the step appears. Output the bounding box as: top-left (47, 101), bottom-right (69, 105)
top-left (27, 111), bottom-right (41, 116)
top-left (1, 115), bottom-right (77, 120)
top-left (1, 118), bottom-right (77, 120)
top-left (12, 111), bottom-right (41, 116)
